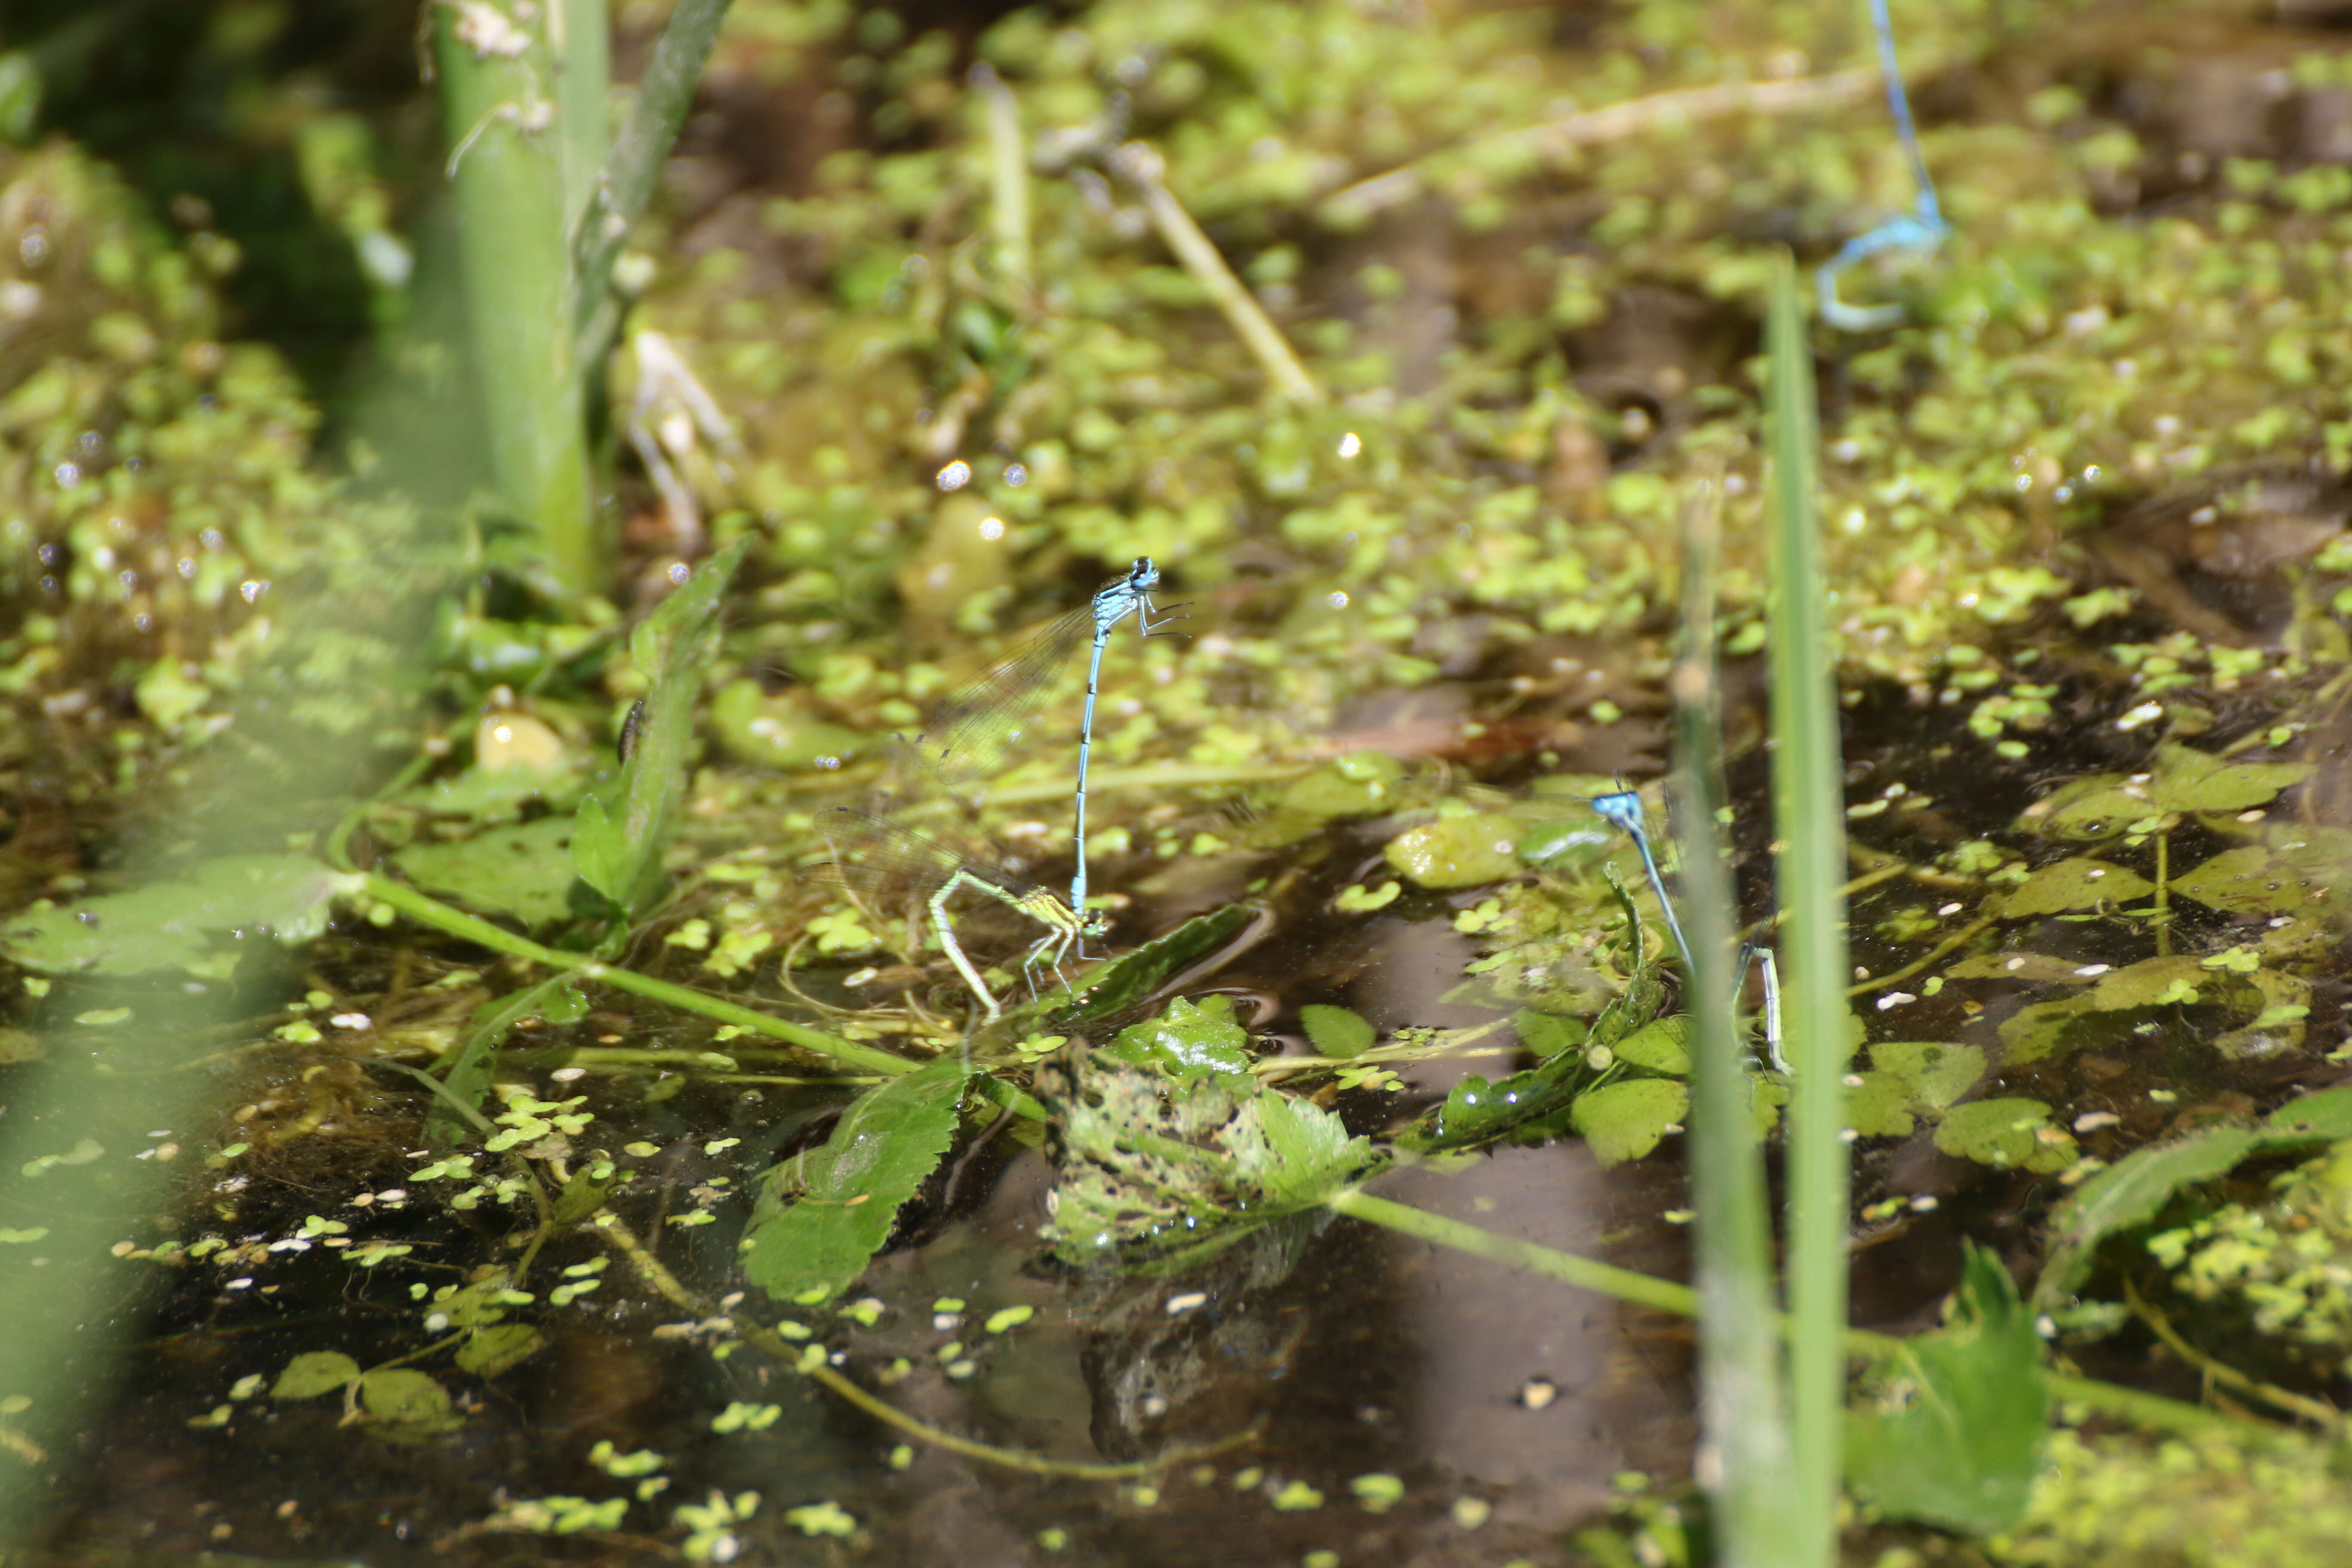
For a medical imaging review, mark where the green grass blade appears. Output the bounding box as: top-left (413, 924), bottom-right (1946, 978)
top-left (1672, 474), bottom-right (1799, 1563)
top-left (1765, 248), bottom-right (1855, 1567)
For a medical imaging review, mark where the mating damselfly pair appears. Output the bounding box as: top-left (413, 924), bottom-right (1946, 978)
top-left (825, 557), bottom-right (1180, 1023)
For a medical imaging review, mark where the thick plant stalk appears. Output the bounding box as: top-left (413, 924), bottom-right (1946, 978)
top-left (1764, 249), bottom-right (1854, 1568)
top-left (1672, 475), bottom-right (1800, 1564)
top-left (437, 0), bottom-right (601, 598)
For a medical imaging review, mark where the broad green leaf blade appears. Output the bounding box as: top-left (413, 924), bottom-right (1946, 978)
top-left (2000, 857), bottom-right (2155, 917)
top-left (2033, 1127), bottom-right (2261, 1310)
top-left (1106, 995), bottom-right (1254, 1082)
top-left (740, 1055), bottom-right (968, 1302)
top-left (1013, 902), bottom-right (1257, 1032)
top-left (573, 536), bottom-right (751, 913)
top-left (0, 854), bottom-right (362, 977)
top-left (1219, 1092), bottom-right (1375, 1208)
top-left (1298, 1004), bottom-right (1376, 1059)
top-left (1611, 1014), bottom-right (1691, 1076)
top-left (1934, 1098), bottom-right (2076, 1173)
top-left (2147, 744), bottom-right (2312, 814)
top-left (454, 1323), bottom-right (545, 1378)
top-left (1845, 1245), bottom-right (2047, 1534)
top-left (392, 817), bottom-right (582, 928)
top-left (1570, 1078), bottom-right (1689, 1167)
top-left (272, 1351), bottom-right (363, 1400)
top-left (2034, 1084), bottom-right (2352, 1310)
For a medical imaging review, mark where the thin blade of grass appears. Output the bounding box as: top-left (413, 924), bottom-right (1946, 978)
top-left (1764, 248), bottom-right (1855, 1567)
top-left (1672, 470), bottom-right (1799, 1563)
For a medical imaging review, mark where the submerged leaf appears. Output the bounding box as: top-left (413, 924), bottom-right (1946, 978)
top-left (2145, 744), bottom-right (2312, 814)
top-left (1846, 1245), bottom-right (2046, 1533)
top-left (1219, 1093), bottom-right (1375, 1208)
top-left (1569, 1078), bottom-right (1687, 1167)
top-left (2171, 844), bottom-right (2335, 921)
top-left (455, 1323), bottom-right (545, 1378)
top-left (272, 1351), bottom-right (363, 1400)
top-left (1299, 1004), bottom-right (1376, 1059)
top-left (1935, 1098), bottom-right (2076, 1172)
top-left (2033, 1084), bottom-right (2352, 1310)
top-left (0, 854), bottom-right (361, 977)
top-left (2000, 857), bottom-right (2155, 917)
top-left (1383, 812), bottom-right (1520, 890)
top-left (740, 1056), bottom-right (967, 1302)
top-left (1611, 1014), bottom-right (1691, 1076)
top-left (392, 817), bottom-right (582, 928)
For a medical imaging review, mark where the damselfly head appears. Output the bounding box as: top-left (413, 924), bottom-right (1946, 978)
top-left (1078, 908), bottom-right (1113, 938)
top-left (1127, 557), bottom-right (1159, 591)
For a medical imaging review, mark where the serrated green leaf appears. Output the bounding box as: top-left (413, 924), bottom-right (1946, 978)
top-left (2146, 744), bottom-right (2312, 813)
top-left (454, 1323), bottom-right (545, 1378)
top-left (574, 538), bottom-right (750, 914)
top-left (1846, 1244), bottom-right (2046, 1533)
top-left (1220, 1093), bottom-right (1374, 1207)
top-left (741, 1055), bottom-right (968, 1302)
top-left (272, 1350), bottom-right (363, 1400)
top-left (1569, 1078), bottom-right (1688, 1167)
top-left (1934, 1098), bottom-right (2075, 1172)
top-left (1611, 1014), bottom-right (1691, 1076)
top-left (1299, 1004), bottom-right (1376, 1060)
top-left (2000, 857), bottom-right (2155, 917)
top-left (2033, 1127), bottom-right (2263, 1309)
top-left (2034, 1084), bottom-right (2352, 1311)
top-left (392, 817), bottom-right (581, 929)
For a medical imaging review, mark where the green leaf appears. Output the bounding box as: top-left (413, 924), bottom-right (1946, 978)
top-left (1017, 903), bottom-right (1256, 1033)
top-left (740, 1055), bottom-right (968, 1302)
top-left (2033, 1084), bottom-right (2352, 1311)
top-left (272, 1351), bottom-right (363, 1400)
top-left (1274, 752), bottom-right (1404, 820)
top-left (392, 817), bottom-right (582, 928)
top-left (1515, 816), bottom-right (1617, 873)
top-left (1382, 812), bottom-right (1521, 890)
top-left (429, 979), bottom-right (571, 1147)
top-left (359, 1369), bottom-right (463, 1441)
top-left (1934, 1098), bottom-right (2075, 1173)
top-left (0, 854), bottom-right (361, 977)
top-left (2171, 845), bottom-right (2332, 919)
top-left (1106, 995), bottom-right (1254, 1083)
top-left (455, 1323), bottom-right (545, 1378)
top-left (1845, 1072), bottom-right (1917, 1139)
top-left (573, 537), bottom-right (750, 913)
top-left (1610, 1014), bottom-right (1691, 1076)
top-left (1511, 1008), bottom-right (1584, 1061)
top-left (1946, 952), bottom-right (2095, 983)
top-left (2024, 776), bottom-right (2149, 841)
top-left (1569, 1078), bottom-right (1688, 1167)
top-left (2146, 744), bottom-right (2312, 813)
top-left (2000, 857), bottom-right (2155, 917)
top-left (1870, 1041), bottom-right (1986, 1111)
top-left (2033, 1127), bottom-right (2264, 1309)
top-left (1220, 1093), bottom-right (1375, 1207)
top-left (1299, 1004), bottom-right (1376, 1060)
top-left (1846, 1245), bottom-right (2046, 1533)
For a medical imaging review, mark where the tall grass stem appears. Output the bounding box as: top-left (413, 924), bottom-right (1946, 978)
top-left (1672, 475), bottom-right (1800, 1562)
top-left (1764, 249), bottom-right (1855, 1566)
